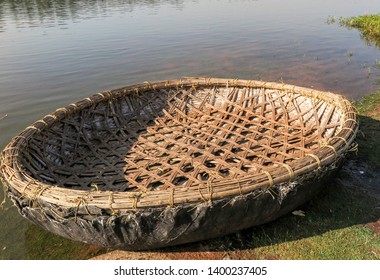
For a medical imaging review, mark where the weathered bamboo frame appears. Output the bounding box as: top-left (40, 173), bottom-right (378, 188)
top-left (0, 77), bottom-right (358, 249)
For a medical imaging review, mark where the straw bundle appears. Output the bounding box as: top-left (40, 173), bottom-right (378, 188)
top-left (0, 78), bottom-right (358, 249)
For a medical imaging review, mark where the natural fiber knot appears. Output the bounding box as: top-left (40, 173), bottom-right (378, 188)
top-left (207, 180), bottom-right (214, 203)
top-left (91, 183), bottom-right (99, 192)
top-left (73, 193), bottom-right (95, 222)
top-left (319, 138), bottom-right (328, 147)
top-left (20, 180), bottom-right (37, 199)
top-left (306, 153), bottom-right (321, 170)
top-left (198, 183), bottom-right (208, 203)
top-left (26, 125), bottom-right (40, 132)
top-left (280, 163), bottom-right (295, 181)
top-left (198, 173), bottom-right (215, 203)
top-left (0, 184), bottom-right (8, 209)
top-left (348, 142), bottom-right (359, 154)
top-left (237, 181), bottom-right (243, 195)
top-left (35, 119), bottom-right (48, 126)
top-left (342, 127), bottom-right (355, 134)
top-left (2, 146), bottom-right (18, 154)
top-left (108, 192), bottom-right (118, 216)
top-left (69, 103), bottom-right (78, 109)
top-left (13, 135), bottom-right (27, 141)
top-left (84, 97), bottom-right (94, 106)
top-left (322, 144), bottom-right (338, 159)
top-left (46, 114), bottom-right (57, 120)
top-left (331, 136), bottom-right (349, 149)
top-left (54, 108), bottom-right (67, 117)
top-left (168, 189), bottom-right (175, 207)
top-left (262, 170), bottom-right (274, 187)
top-left (343, 118), bottom-right (357, 126)
top-left (97, 92), bottom-right (106, 98)
top-left (74, 197), bottom-right (86, 222)
top-left (130, 192), bottom-right (143, 210)
top-left (29, 184), bottom-right (49, 208)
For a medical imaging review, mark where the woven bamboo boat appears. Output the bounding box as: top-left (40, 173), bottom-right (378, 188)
top-left (0, 77), bottom-right (358, 250)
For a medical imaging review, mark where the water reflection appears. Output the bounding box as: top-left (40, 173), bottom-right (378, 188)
top-left (0, 0), bottom-right (186, 30)
top-left (1, 0), bottom-right (380, 259)
top-left (344, 26), bottom-right (380, 49)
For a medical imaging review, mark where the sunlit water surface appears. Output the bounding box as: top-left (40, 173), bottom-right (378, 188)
top-left (1, 0), bottom-right (380, 259)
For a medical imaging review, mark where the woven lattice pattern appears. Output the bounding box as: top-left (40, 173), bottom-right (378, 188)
top-left (0, 78), bottom-right (359, 249)
top-left (20, 83), bottom-right (343, 193)
top-left (0, 78), bottom-right (358, 212)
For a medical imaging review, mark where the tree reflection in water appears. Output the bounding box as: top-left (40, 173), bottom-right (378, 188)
top-left (0, 0), bottom-right (186, 30)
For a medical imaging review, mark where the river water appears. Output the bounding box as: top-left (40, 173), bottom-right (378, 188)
top-left (0, 0), bottom-right (380, 259)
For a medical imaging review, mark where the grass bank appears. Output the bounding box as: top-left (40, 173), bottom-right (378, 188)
top-left (355, 91), bottom-right (380, 167)
top-left (339, 14), bottom-right (380, 47)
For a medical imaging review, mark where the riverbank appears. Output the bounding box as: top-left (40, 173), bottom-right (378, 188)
top-left (339, 14), bottom-right (380, 47)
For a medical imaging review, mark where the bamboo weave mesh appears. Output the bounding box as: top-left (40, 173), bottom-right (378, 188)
top-left (0, 78), bottom-right (358, 211)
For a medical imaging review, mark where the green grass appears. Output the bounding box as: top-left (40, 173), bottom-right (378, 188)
top-left (339, 14), bottom-right (380, 47)
top-left (340, 14), bottom-right (380, 37)
top-left (354, 91), bottom-right (380, 167)
top-left (24, 225), bottom-right (109, 260)
top-left (245, 227), bottom-right (379, 260)
top-left (355, 90), bottom-right (380, 114)
top-left (0, 195), bottom-right (109, 260)
top-left (204, 175), bottom-right (380, 259)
